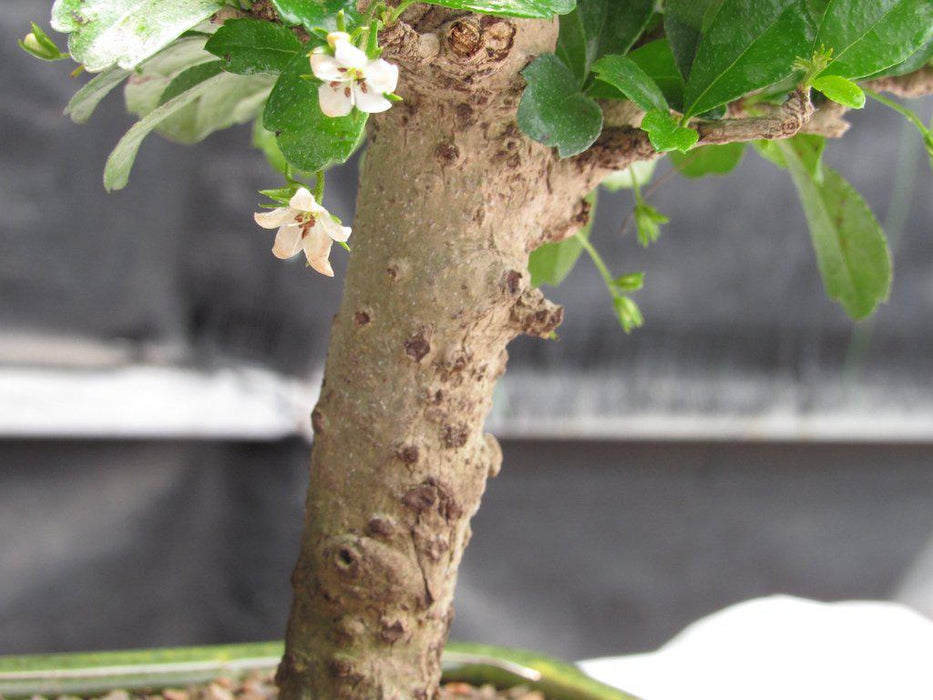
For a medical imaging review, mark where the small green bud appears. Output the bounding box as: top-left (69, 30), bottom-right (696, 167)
top-left (612, 272), bottom-right (645, 293)
top-left (634, 203), bottom-right (668, 248)
top-left (612, 295), bottom-right (644, 334)
top-left (19, 23), bottom-right (67, 62)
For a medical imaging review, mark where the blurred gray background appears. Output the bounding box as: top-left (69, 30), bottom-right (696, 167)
top-left (2, 0), bottom-right (933, 661)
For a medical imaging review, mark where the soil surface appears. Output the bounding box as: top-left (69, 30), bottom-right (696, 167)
top-left (34, 672), bottom-right (547, 700)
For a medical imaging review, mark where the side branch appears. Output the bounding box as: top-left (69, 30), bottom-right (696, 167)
top-left (865, 66), bottom-right (933, 98)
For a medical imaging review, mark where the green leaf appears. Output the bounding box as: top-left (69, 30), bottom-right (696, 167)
top-left (263, 53), bottom-right (367, 173)
top-left (634, 201), bottom-right (668, 247)
top-left (50, 0), bottom-right (224, 72)
top-left (529, 190), bottom-right (597, 287)
top-left (640, 109), bottom-right (698, 153)
top-left (682, 0), bottom-right (814, 119)
top-left (811, 74), bottom-right (865, 108)
top-left (419, 0), bottom-right (575, 19)
top-left (754, 133), bottom-right (825, 179)
top-left (816, 0), bottom-right (933, 80)
top-left (104, 72), bottom-right (227, 190)
top-left (600, 160), bottom-right (657, 191)
top-left (518, 54), bottom-right (603, 158)
top-left (555, 0), bottom-right (607, 83)
top-left (669, 142), bottom-right (746, 177)
top-left (866, 36), bottom-right (933, 79)
top-left (558, 0), bottom-right (654, 81)
top-left (663, 0), bottom-right (725, 81)
top-left (205, 18), bottom-right (304, 75)
top-left (269, 0), bottom-right (359, 31)
top-left (628, 40), bottom-right (686, 110)
top-left (65, 65), bottom-right (130, 123)
top-left (591, 55), bottom-right (668, 112)
top-left (159, 61), bottom-right (225, 104)
top-left (777, 140), bottom-right (891, 319)
top-left (611, 272), bottom-right (645, 293)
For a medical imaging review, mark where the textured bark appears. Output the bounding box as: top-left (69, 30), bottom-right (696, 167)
top-left (276, 14), bottom-right (592, 700)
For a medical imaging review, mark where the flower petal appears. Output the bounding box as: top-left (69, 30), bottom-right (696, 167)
top-left (333, 39), bottom-right (368, 70)
top-left (253, 207), bottom-right (294, 229)
top-left (303, 229), bottom-right (335, 277)
top-left (318, 81), bottom-right (354, 117)
top-left (289, 187), bottom-right (317, 212)
top-left (310, 52), bottom-right (345, 82)
top-left (320, 215), bottom-right (352, 243)
top-left (353, 81), bottom-right (392, 114)
top-left (272, 224), bottom-right (304, 259)
top-left (364, 59), bottom-right (398, 94)
top-left (326, 31), bottom-right (351, 48)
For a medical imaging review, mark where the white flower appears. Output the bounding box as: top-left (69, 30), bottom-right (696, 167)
top-left (253, 187), bottom-right (351, 277)
top-left (310, 33), bottom-right (399, 118)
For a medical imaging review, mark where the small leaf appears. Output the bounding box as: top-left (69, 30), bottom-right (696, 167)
top-left (205, 18), bottom-right (305, 75)
top-left (816, 0), bottom-right (933, 80)
top-left (518, 54), bottom-right (603, 158)
top-left (529, 190), bottom-right (598, 287)
top-left (263, 53), bottom-right (367, 173)
top-left (419, 0), bottom-right (575, 19)
top-left (557, 0), bottom-right (654, 82)
top-left (628, 40), bottom-right (686, 110)
top-left (270, 0), bottom-right (360, 31)
top-left (612, 272), bottom-right (645, 293)
top-left (669, 142), bottom-right (746, 177)
top-left (65, 65), bottom-right (130, 123)
top-left (104, 72), bottom-right (227, 190)
top-left (682, 0), bottom-right (814, 119)
top-left (778, 140), bottom-right (891, 319)
top-left (50, 0), bottom-right (224, 72)
top-left (640, 109), bottom-right (698, 153)
top-left (591, 55), bottom-right (668, 112)
top-left (634, 202), bottom-right (668, 247)
top-left (811, 74), bottom-right (865, 108)
top-left (159, 61), bottom-right (225, 104)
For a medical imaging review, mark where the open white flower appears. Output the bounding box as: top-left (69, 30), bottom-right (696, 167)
top-left (310, 33), bottom-right (399, 117)
top-left (253, 187), bottom-right (351, 277)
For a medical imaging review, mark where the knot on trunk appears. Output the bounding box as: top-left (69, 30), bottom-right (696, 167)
top-left (510, 289), bottom-right (564, 338)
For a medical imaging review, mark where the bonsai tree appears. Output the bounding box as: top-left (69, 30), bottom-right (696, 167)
top-left (21, 0), bottom-right (933, 697)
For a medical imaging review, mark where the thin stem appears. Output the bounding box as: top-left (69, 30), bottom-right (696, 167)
top-left (314, 170), bottom-right (326, 202)
top-left (575, 231), bottom-right (614, 290)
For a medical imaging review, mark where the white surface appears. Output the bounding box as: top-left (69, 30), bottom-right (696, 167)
top-left (579, 596), bottom-right (933, 700)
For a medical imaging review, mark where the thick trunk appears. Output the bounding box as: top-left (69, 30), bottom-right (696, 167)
top-left (277, 14), bottom-right (592, 700)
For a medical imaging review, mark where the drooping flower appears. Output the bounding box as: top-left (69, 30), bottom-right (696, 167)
top-left (253, 187), bottom-right (351, 277)
top-left (310, 32), bottom-right (399, 118)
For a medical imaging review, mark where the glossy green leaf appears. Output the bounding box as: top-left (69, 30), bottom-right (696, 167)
top-left (627, 40), bottom-right (686, 110)
top-left (529, 190), bottom-right (597, 287)
top-left (778, 140), bottom-right (891, 319)
top-left (263, 53), bottom-right (367, 173)
top-left (811, 74), bottom-right (865, 108)
top-left (104, 73), bottom-right (226, 190)
top-left (269, 0), bottom-right (359, 31)
top-left (556, 0), bottom-right (608, 83)
top-left (866, 37), bottom-right (933, 79)
top-left (663, 0), bottom-right (724, 80)
top-left (754, 133), bottom-right (825, 179)
top-left (640, 109), bottom-right (698, 153)
top-left (669, 142), bottom-right (746, 177)
top-left (816, 0), bottom-right (933, 80)
top-left (65, 65), bottom-right (130, 123)
top-left (50, 0), bottom-right (223, 72)
top-left (205, 18), bottom-right (304, 75)
top-left (420, 0), bottom-right (575, 19)
top-left (599, 0), bottom-right (655, 58)
top-left (683, 0), bottom-right (813, 119)
top-left (518, 54), bottom-right (603, 158)
top-left (592, 55), bottom-right (668, 112)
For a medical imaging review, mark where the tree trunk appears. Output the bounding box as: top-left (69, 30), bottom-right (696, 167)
top-left (276, 13), bottom-right (594, 699)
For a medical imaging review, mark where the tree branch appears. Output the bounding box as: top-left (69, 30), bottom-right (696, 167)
top-left (865, 66), bottom-right (933, 98)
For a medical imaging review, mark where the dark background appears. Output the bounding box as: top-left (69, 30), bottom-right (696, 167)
top-left (2, 0), bottom-right (933, 661)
